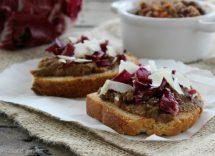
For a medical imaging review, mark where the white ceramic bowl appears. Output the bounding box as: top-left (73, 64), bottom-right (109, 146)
top-left (112, 0), bottom-right (215, 62)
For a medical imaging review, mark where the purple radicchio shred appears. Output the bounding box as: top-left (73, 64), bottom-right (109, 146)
top-left (187, 88), bottom-right (198, 99)
top-left (117, 54), bottom-right (127, 62)
top-left (45, 39), bottom-right (64, 55)
top-left (188, 88), bottom-right (197, 95)
top-left (157, 78), bottom-right (168, 93)
top-left (85, 51), bottom-right (113, 67)
top-left (134, 88), bottom-right (156, 104)
top-left (85, 51), bottom-right (105, 60)
top-left (113, 69), bottom-right (133, 84)
top-left (100, 40), bottom-right (109, 52)
top-left (76, 35), bottom-right (89, 43)
top-left (135, 67), bottom-right (152, 84)
top-left (172, 69), bottom-right (176, 75)
top-left (159, 88), bottom-right (179, 115)
top-left (46, 39), bottom-right (74, 56)
top-left (61, 43), bottom-right (74, 56)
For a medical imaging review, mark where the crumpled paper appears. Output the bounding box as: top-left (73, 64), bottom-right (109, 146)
top-left (0, 59), bottom-right (215, 141)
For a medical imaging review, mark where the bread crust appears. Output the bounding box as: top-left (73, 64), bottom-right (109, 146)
top-left (86, 93), bottom-right (203, 136)
top-left (32, 71), bottom-right (117, 98)
top-left (31, 54), bottom-right (138, 98)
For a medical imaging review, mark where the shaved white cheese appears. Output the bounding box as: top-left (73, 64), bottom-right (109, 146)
top-left (74, 43), bottom-right (91, 58)
top-left (74, 58), bottom-right (92, 63)
top-left (73, 38), bottom-right (118, 58)
top-left (58, 59), bottom-right (67, 63)
top-left (148, 60), bottom-right (157, 72)
top-left (68, 37), bottom-right (77, 43)
top-left (106, 45), bottom-right (117, 57)
top-left (149, 68), bottom-right (184, 95)
top-left (57, 55), bottom-right (75, 61)
top-left (174, 73), bottom-right (191, 89)
top-left (84, 39), bottom-right (101, 52)
top-left (144, 61), bottom-right (157, 73)
top-left (173, 77), bottom-right (184, 94)
top-left (149, 70), bottom-right (164, 87)
top-left (149, 69), bottom-right (172, 87)
top-left (99, 80), bottom-right (133, 95)
top-left (73, 39), bottom-right (101, 57)
top-left (67, 36), bottom-right (119, 59)
top-left (57, 55), bottom-right (92, 63)
top-left (119, 60), bottom-right (139, 74)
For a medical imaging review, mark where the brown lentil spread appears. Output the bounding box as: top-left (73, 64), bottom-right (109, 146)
top-left (135, 0), bottom-right (205, 18)
top-left (100, 90), bottom-right (203, 123)
top-left (31, 57), bottom-right (116, 77)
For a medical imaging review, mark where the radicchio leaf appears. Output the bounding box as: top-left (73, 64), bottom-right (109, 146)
top-left (187, 88), bottom-right (198, 99)
top-left (133, 80), bottom-right (150, 91)
top-left (0, 0), bottom-right (82, 50)
top-left (46, 39), bottom-right (74, 56)
top-left (0, 13), bottom-right (57, 50)
top-left (188, 89), bottom-right (197, 95)
top-left (85, 51), bottom-right (112, 67)
top-left (172, 69), bottom-right (176, 75)
top-left (100, 40), bottom-right (109, 52)
top-left (46, 39), bottom-right (64, 55)
top-left (134, 89), bottom-right (155, 104)
top-left (113, 69), bottom-right (133, 84)
top-left (85, 51), bottom-right (105, 60)
top-left (76, 35), bottom-right (89, 43)
top-left (135, 67), bottom-right (152, 85)
top-left (117, 54), bottom-right (127, 62)
top-left (61, 43), bottom-right (74, 56)
top-left (157, 79), bottom-right (168, 92)
top-left (159, 88), bottom-right (179, 115)
top-left (63, 0), bottom-right (82, 20)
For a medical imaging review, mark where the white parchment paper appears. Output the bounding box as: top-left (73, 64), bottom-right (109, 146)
top-left (0, 59), bottom-right (215, 141)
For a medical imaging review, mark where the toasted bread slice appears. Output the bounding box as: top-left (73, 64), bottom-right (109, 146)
top-left (86, 93), bottom-right (202, 136)
top-left (31, 54), bottom-right (138, 98)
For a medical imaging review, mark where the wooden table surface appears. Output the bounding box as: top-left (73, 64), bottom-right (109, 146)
top-left (0, 1), bottom-right (116, 156)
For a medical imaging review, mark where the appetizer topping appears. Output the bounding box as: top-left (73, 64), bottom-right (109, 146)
top-left (46, 36), bottom-right (125, 67)
top-left (99, 61), bottom-right (202, 120)
top-left (31, 36), bottom-right (127, 77)
top-left (135, 0), bottom-right (205, 18)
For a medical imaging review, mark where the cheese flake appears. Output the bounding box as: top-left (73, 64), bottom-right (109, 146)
top-left (99, 80), bottom-right (133, 95)
top-left (107, 45), bottom-right (117, 57)
top-left (57, 55), bottom-right (92, 63)
top-left (119, 60), bottom-right (139, 74)
top-left (174, 73), bottom-right (191, 89)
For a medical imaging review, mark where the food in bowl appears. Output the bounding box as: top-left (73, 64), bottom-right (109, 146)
top-left (135, 0), bottom-right (205, 18)
top-left (31, 36), bottom-right (138, 98)
top-left (87, 60), bottom-right (203, 136)
top-left (112, 0), bottom-right (215, 62)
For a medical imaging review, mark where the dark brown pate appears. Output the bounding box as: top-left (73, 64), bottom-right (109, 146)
top-left (31, 57), bottom-right (116, 77)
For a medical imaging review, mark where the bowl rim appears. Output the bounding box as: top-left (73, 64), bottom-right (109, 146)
top-left (118, 0), bottom-right (215, 22)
